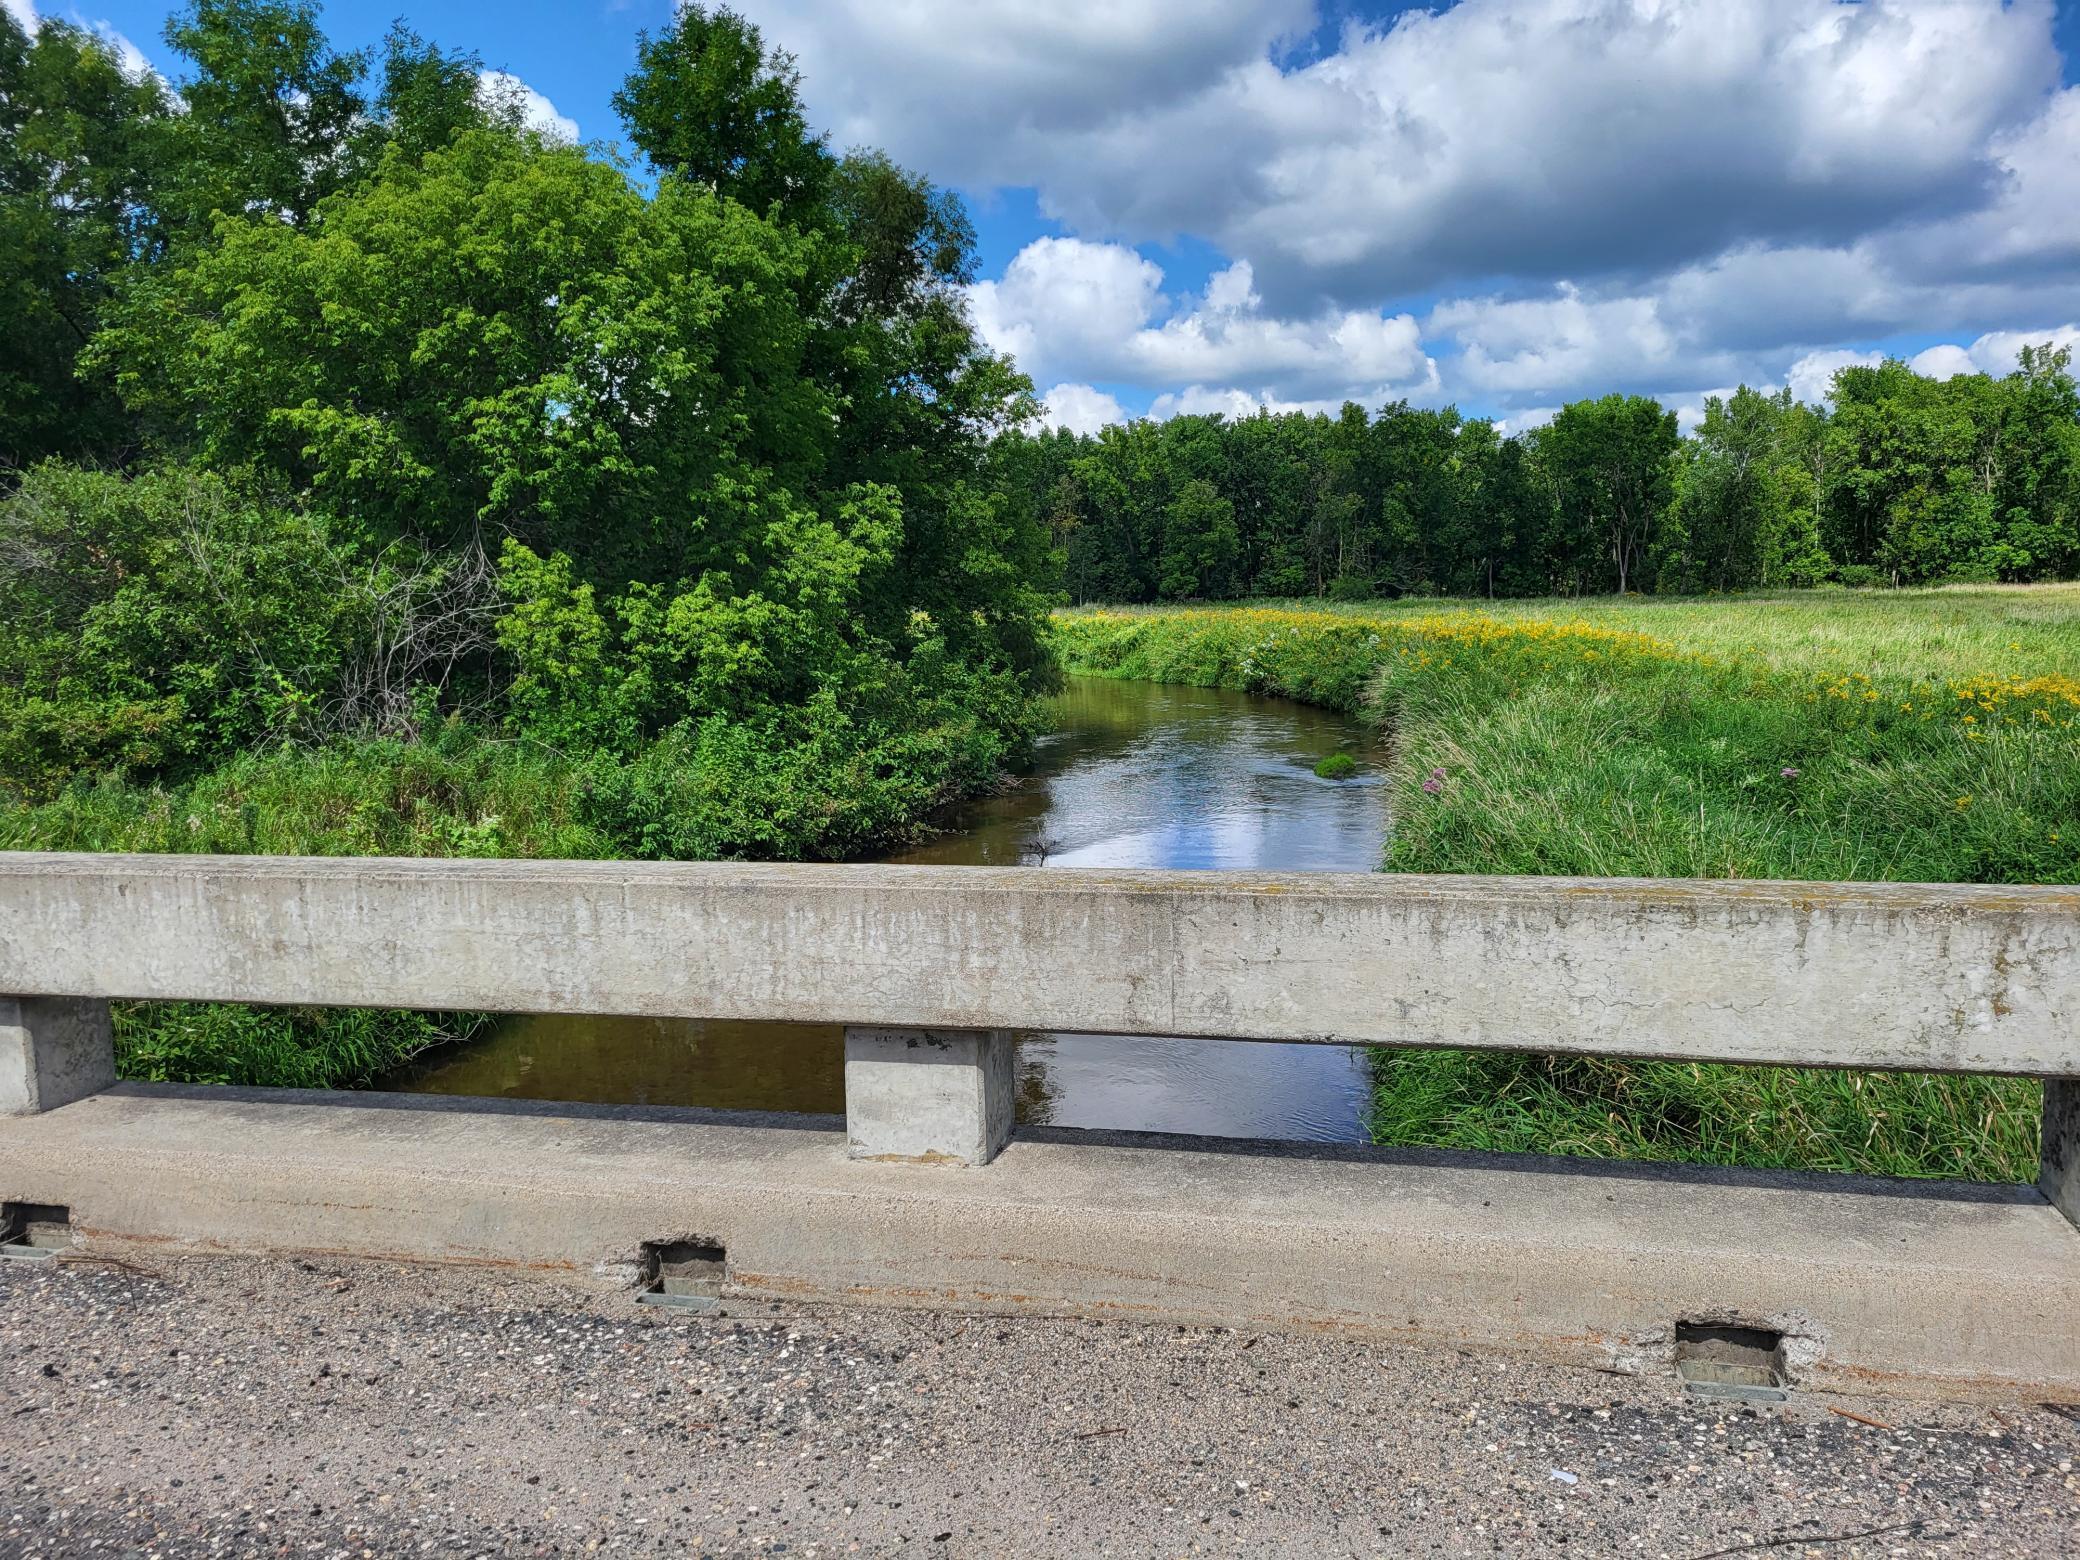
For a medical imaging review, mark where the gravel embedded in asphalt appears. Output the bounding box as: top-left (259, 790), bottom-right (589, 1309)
top-left (2, 1253), bottom-right (2076, 1557)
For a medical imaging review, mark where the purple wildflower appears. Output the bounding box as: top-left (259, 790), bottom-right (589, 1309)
top-left (1422, 776), bottom-right (1444, 795)
top-left (1780, 767), bottom-right (1800, 779)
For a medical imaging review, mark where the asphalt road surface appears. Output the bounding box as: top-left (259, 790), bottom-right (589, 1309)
top-left (3, 1254), bottom-right (2075, 1557)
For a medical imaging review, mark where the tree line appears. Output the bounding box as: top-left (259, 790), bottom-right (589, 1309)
top-left (988, 352), bottom-right (2080, 604)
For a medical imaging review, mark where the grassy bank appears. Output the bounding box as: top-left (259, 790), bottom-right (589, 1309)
top-left (1055, 585), bottom-right (2080, 1182)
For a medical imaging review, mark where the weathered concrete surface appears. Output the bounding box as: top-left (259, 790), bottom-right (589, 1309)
top-left (2045, 1079), bottom-right (2080, 1229)
top-left (844, 1026), bottom-right (1016, 1165)
top-left (2, 852), bottom-right (2076, 1074)
top-left (2, 1086), bottom-right (2075, 1401)
top-left (7, 1253), bottom-right (2078, 1559)
top-left (0, 996), bottom-right (114, 1116)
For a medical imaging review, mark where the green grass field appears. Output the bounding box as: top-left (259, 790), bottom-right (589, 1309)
top-left (1054, 585), bottom-right (2080, 1183)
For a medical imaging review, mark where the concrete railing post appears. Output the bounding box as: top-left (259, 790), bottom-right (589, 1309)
top-left (843, 1027), bottom-right (1015, 1166)
top-left (2043, 1080), bottom-right (2079, 1230)
top-left (0, 996), bottom-right (116, 1116)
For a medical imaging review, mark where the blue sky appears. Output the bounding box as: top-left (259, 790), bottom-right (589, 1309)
top-left (16, 0), bottom-right (2080, 433)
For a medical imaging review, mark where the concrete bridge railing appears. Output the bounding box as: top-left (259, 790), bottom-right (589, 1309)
top-left (2, 851), bottom-right (2076, 1224)
top-left (7, 851), bottom-right (2080, 1399)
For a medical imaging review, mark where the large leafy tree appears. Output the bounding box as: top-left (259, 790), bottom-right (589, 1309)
top-left (0, 11), bottom-right (170, 468)
top-left (1663, 387), bottom-right (1830, 593)
top-left (614, 2), bottom-right (1045, 682)
top-left (613, 3), bottom-right (829, 227)
top-left (1816, 355), bottom-right (2080, 585)
top-left (1988, 344), bottom-right (2080, 581)
top-left (1532, 394), bottom-right (1680, 595)
top-left (361, 25), bottom-right (499, 169)
top-left (93, 130), bottom-right (830, 581)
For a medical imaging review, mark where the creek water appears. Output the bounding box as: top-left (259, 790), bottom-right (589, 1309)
top-left (382, 677), bottom-right (1389, 1142)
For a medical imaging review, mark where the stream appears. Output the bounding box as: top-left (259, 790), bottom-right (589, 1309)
top-left (382, 677), bottom-right (1389, 1143)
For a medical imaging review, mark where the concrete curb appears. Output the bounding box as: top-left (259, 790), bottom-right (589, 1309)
top-left (3, 1085), bottom-right (2075, 1402)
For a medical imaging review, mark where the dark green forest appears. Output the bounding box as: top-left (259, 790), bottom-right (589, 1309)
top-left (991, 360), bottom-right (2080, 605)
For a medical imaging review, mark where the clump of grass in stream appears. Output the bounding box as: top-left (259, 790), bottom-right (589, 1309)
top-left (1314, 752), bottom-right (1358, 780)
top-left (1054, 592), bottom-right (2080, 1183)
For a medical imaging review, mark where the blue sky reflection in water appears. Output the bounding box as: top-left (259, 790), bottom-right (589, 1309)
top-left (391, 678), bottom-right (1388, 1142)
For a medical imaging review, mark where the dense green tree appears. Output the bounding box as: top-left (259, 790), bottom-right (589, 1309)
top-left (1438, 419), bottom-right (1549, 598)
top-left (1365, 403), bottom-right (1464, 594)
top-left (1987, 344), bottom-right (2080, 580)
top-left (613, 3), bottom-right (829, 226)
top-left (158, 0), bottom-right (369, 233)
top-left (0, 461), bottom-right (366, 789)
top-left (991, 347), bottom-right (2080, 604)
top-left (1067, 421), bottom-right (1171, 603)
top-left (0, 11), bottom-right (170, 468)
top-left (91, 130), bottom-right (831, 579)
top-left (362, 25), bottom-right (496, 167)
top-left (1160, 478), bottom-right (1241, 599)
top-left (615, 8), bottom-right (1045, 683)
top-left (1663, 388), bottom-right (1832, 594)
top-left (1531, 395), bottom-right (1679, 595)
top-left (1815, 353), bottom-right (2080, 585)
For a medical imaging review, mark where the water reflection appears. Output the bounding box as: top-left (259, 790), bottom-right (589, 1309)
top-left (386, 678), bottom-right (1388, 1142)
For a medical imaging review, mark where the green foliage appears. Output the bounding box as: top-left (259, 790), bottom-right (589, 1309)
top-left (1532, 394), bottom-right (1681, 595)
top-left (995, 352), bottom-right (2080, 605)
top-left (614, 3), bottom-right (830, 225)
top-left (158, 0), bottom-right (370, 232)
top-left (579, 655), bottom-right (1035, 861)
top-left (1160, 479), bottom-right (1241, 600)
top-left (1, 3), bottom-right (1057, 1092)
top-left (115, 1001), bottom-right (483, 1089)
top-left (0, 11), bottom-right (171, 466)
top-left (92, 129), bottom-right (832, 571)
top-left (1822, 347), bottom-right (2080, 586)
top-left (369, 25), bottom-right (496, 165)
top-left (1313, 752), bottom-right (1358, 780)
top-left (0, 462), bottom-right (368, 794)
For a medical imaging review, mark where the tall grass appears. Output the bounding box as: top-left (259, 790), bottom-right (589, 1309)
top-left (1055, 588), bottom-right (2080, 1182)
top-left (115, 1003), bottom-right (487, 1090)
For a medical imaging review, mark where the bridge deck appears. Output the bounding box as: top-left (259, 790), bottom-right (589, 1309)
top-left (4, 1083), bottom-right (2075, 1400)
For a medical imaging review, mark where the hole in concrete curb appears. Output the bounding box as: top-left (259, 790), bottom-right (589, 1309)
top-left (1674, 1322), bottom-right (1789, 1403)
top-left (637, 1239), bottom-right (725, 1313)
top-left (0, 1203), bottom-right (73, 1263)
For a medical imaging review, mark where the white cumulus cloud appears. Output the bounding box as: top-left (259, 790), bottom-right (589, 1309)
top-left (972, 239), bottom-right (1433, 411)
top-left (1039, 383), bottom-right (1128, 436)
top-left (1784, 350), bottom-right (1882, 406)
top-left (751, 0), bottom-right (2063, 307)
